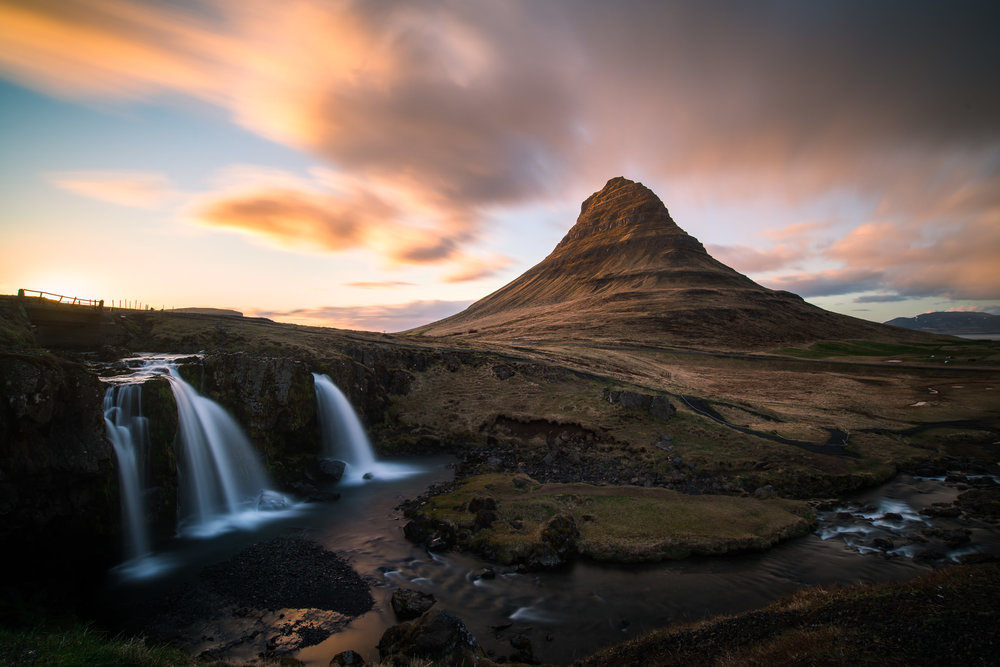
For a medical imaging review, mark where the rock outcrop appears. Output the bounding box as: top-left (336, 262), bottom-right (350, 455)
top-left (0, 351), bottom-right (118, 596)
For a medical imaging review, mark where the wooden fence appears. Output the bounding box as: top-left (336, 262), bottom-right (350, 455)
top-left (18, 288), bottom-right (103, 308)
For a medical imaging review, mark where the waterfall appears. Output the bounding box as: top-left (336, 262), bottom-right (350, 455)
top-left (164, 366), bottom-right (289, 537)
top-left (312, 373), bottom-right (421, 484)
top-left (102, 354), bottom-right (293, 566)
top-left (104, 384), bottom-right (152, 563)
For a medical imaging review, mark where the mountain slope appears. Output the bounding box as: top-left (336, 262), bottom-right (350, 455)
top-left (886, 311), bottom-right (1000, 335)
top-left (411, 177), bottom-right (931, 350)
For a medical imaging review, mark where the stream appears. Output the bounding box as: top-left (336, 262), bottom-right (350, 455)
top-left (97, 463), bottom-right (998, 665)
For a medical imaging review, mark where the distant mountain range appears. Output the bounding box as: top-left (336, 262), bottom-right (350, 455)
top-left (885, 311), bottom-right (1000, 335)
top-left (411, 177), bottom-right (933, 350)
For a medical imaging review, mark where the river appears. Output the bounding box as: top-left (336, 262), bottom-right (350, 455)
top-left (94, 459), bottom-right (999, 665)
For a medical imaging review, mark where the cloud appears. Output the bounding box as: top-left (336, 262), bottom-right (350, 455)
top-left (442, 254), bottom-right (513, 283)
top-left (47, 170), bottom-right (176, 208)
top-left (252, 299), bottom-right (471, 332)
top-left (3, 0), bottom-right (1000, 305)
top-left (762, 268), bottom-right (884, 298)
top-left (706, 243), bottom-right (803, 274)
top-left (193, 185), bottom-right (387, 253)
top-left (344, 281), bottom-right (414, 289)
top-left (853, 294), bottom-right (913, 304)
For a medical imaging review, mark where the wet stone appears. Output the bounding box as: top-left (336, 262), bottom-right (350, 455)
top-left (330, 649), bottom-right (366, 665)
top-left (391, 588), bottom-right (436, 620)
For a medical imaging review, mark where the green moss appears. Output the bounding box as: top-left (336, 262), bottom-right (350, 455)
top-left (771, 338), bottom-right (994, 362)
top-left (419, 474), bottom-right (813, 564)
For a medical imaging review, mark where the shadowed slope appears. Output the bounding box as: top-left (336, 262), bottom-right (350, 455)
top-left (411, 177), bottom-right (925, 350)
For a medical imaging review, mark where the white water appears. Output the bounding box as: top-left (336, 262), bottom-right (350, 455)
top-left (103, 384), bottom-right (152, 564)
top-left (165, 365), bottom-right (291, 537)
top-left (101, 355), bottom-right (296, 579)
top-left (312, 373), bottom-right (422, 485)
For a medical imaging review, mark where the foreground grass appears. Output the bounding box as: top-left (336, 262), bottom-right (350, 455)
top-left (420, 473), bottom-right (814, 563)
top-left (577, 562), bottom-right (1000, 667)
top-left (0, 624), bottom-right (197, 666)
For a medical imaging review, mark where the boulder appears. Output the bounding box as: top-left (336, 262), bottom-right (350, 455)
top-left (257, 489), bottom-right (292, 511)
top-left (319, 459), bottom-right (347, 482)
top-left (377, 609), bottom-right (480, 666)
top-left (330, 649), bottom-right (365, 665)
top-left (390, 588), bottom-right (436, 620)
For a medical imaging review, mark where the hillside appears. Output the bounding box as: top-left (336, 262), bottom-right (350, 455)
top-left (886, 310), bottom-right (1000, 335)
top-left (410, 177), bottom-right (931, 350)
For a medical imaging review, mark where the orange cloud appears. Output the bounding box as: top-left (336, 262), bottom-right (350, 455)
top-left (252, 299), bottom-right (471, 332)
top-left (47, 170), bottom-right (175, 208)
top-left (442, 254), bottom-right (513, 283)
top-left (0, 0), bottom-right (228, 101)
top-left (344, 281), bottom-right (414, 290)
top-left (4, 0), bottom-right (999, 306)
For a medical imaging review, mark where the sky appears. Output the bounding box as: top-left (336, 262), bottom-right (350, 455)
top-left (1, 0), bottom-right (998, 332)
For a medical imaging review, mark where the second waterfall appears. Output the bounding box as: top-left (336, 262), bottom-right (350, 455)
top-left (312, 373), bottom-right (421, 484)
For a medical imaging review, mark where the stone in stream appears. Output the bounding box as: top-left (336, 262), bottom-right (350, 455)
top-left (390, 588), bottom-right (436, 620)
top-left (330, 649), bottom-right (366, 665)
top-left (319, 458), bottom-right (347, 482)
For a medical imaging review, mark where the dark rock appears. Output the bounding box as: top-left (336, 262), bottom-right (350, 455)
top-left (377, 609), bottom-right (480, 665)
top-left (881, 512), bottom-right (903, 521)
top-left (492, 364), bottom-right (516, 380)
top-left (914, 548), bottom-right (947, 563)
top-left (754, 485), bottom-right (775, 499)
top-left (542, 513), bottom-right (579, 550)
top-left (649, 395), bottom-right (677, 421)
top-left (474, 509), bottom-right (499, 531)
top-left (509, 635), bottom-right (536, 664)
top-left (330, 649), bottom-right (366, 665)
top-left (390, 588), bottom-right (436, 620)
top-left (467, 495), bottom-right (497, 512)
top-left (443, 353), bottom-right (461, 372)
top-left (921, 504), bottom-right (961, 518)
top-left (871, 537), bottom-right (895, 550)
top-left (957, 488), bottom-right (1000, 518)
top-left (319, 458), bottom-right (347, 482)
top-left (473, 567), bottom-right (496, 581)
top-left (362, 472), bottom-right (374, 480)
top-left (603, 388), bottom-right (675, 422)
top-left (402, 518), bottom-right (456, 551)
top-left (921, 527), bottom-right (972, 548)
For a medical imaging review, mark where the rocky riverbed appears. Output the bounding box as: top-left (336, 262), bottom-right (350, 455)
top-left (115, 537), bottom-right (374, 661)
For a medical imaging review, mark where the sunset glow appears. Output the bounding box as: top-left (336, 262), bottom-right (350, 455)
top-left (2, 0), bottom-right (998, 330)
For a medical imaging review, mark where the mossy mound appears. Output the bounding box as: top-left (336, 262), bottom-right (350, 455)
top-left (407, 473), bottom-right (814, 566)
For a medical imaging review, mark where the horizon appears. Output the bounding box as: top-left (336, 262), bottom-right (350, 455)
top-left (2, 1), bottom-right (999, 332)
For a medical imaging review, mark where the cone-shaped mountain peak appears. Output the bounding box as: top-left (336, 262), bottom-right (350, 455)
top-left (410, 178), bottom-right (918, 349)
top-left (555, 176), bottom-right (701, 254)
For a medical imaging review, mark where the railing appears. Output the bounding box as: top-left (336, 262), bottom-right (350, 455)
top-left (18, 288), bottom-right (104, 308)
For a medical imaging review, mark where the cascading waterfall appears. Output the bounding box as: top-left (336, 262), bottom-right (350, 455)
top-left (101, 354), bottom-right (294, 580)
top-left (164, 365), bottom-right (289, 537)
top-left (313, 373), bottom-right (421, 484)
top-left (103, 383), bottom-right (152, 564)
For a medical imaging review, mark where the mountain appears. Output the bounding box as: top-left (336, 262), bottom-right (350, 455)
top-left (886, 311), bottom-right (1000, 335)
top-left (411, 177), bottom-right (932, 350)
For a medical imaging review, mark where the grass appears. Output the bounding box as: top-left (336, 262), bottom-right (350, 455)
top-left (772, 338), bottom-right (999, 364)
top-left (419, 473), bottom-right (814, 563)
top-left (0, 624), bottom-right (197, 666)
top-left (578, 563), bottom-right (1000, 667)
